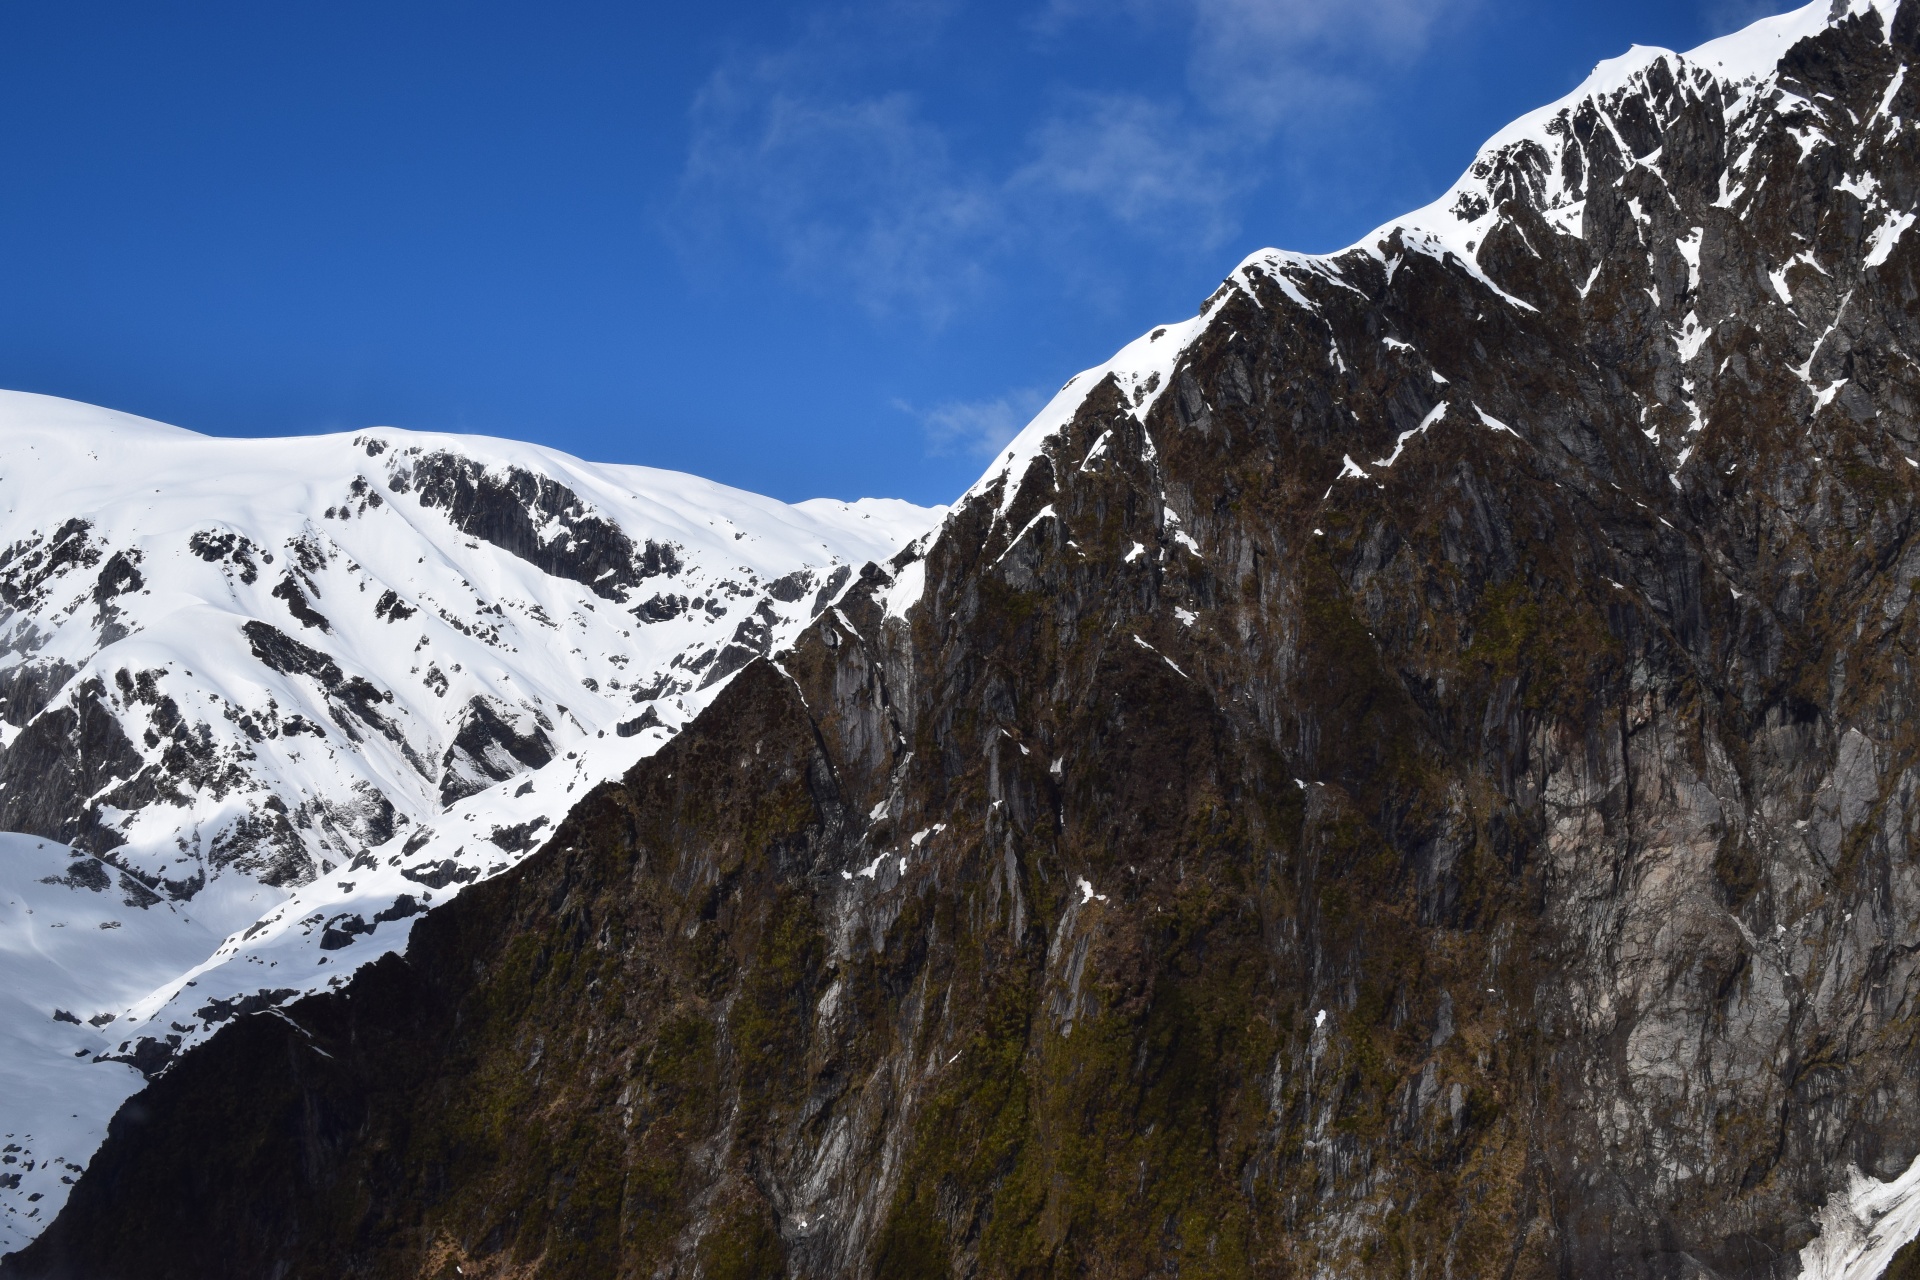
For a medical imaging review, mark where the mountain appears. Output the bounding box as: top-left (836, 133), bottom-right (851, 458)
top-left (0, 392), bottom-right (940, 1251)
top-left (13, 0), bottom-right (1920, 1276)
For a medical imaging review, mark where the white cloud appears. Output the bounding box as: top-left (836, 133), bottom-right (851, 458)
top-left (677, 53), bottom-right (1242, 319)
top-left (901, 388), bottom-right (1048, 456)
top-left (1037, 0), bottom-right (1466, 135)
top-left (1027, 0), bottom-right (1161, 36)
top-left (1700, 0), bottom-right (1789, 37)
top-left (1011, 93), bottom-right (1242, 249)
top-left (680, 56), bottom-right (1001, 319)
top-left (1187, 0), bottom-right (1468, 134)
top-left (673, 0), bottom-right (1465, 321)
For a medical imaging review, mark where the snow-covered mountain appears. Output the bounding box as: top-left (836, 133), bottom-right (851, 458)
top-left (0, 390), bottom-right (940, 1247)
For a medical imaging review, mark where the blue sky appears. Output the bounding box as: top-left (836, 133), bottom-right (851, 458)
top-left (0, 0), bottom-right (1785, 505)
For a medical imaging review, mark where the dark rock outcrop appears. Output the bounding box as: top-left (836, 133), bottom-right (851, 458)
top-left (395, 451), bottom-right (682, 602)
top-left (438, 696), bottom-right (556, 805)
top-left (0, 677), bottom-right (147, 854)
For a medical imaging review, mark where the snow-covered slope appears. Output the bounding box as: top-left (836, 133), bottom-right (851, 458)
top-left (0, 833), bottom-right (217, 1247)
top-left (0, 390), bottom-right (941, 1247)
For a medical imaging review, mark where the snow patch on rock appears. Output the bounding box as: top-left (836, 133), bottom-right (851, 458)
top-left (1799, 1156), bottom-right (1920, 1280)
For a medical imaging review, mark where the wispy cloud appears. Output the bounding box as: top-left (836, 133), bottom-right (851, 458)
top-left (1011, 92), bottom-right (1243, 248)
top-left (1189, 0), bottom-right (1460, 132)
top-left (899, 388), bottom-right (1048, 456)
top-left (1036, 0), bottom-right (1467, 134)
top-left (673, 0), bottom-right (1465, 322)
top-left (679, 53), bottom-right (1000, 319)
top-left (1027, 0), bottom-right (1162, 38)
top-left (1699, 0), bottom-right (1788, 38)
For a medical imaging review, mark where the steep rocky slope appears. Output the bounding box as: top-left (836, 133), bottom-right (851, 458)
top-left (0, 394), bottom-right (938, 1249)
top-left (13, 1), bottom-right (1920, 1276)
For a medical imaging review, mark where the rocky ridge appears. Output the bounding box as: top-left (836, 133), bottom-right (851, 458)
top-left (13, 1), bottom-right (1920, 1277)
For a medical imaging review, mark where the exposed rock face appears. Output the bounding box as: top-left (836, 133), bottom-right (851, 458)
top-left (438, 695), bottom-right (556, 805)
top-left (14, 3), bottom-right (1920, 1278)
top-left (397, 450), bottom-right (684, 601)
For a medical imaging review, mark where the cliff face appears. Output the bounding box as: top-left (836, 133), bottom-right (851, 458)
top-left (13, 3), bottom-right (1920, 1277)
